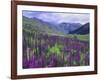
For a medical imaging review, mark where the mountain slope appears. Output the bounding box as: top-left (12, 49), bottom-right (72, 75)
top-left (59, 22), bottom-right (82, 34)
top-left (23, 16), bottom-right (64, 35)
top-left (69, 23), bottom-right (90, 34)
top-left (23, 16), bottom-right (88, 35)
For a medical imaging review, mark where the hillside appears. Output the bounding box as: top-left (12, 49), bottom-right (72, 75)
top-left (23, 16), bottom-right (64, 35)
top-left (23, 16), bottom-right (89, 35)
top-left (69, 23), bottom-right (90, 34)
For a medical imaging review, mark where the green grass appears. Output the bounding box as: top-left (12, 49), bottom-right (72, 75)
top-left (65, 34), bottom-right (89, 41)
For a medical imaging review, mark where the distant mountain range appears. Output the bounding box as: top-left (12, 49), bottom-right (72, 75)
top-left (69, 23), bottom-right (89, 34)
top-left (59, 22), bottom-right (81, 34)
top-left (23, 16), bottom-right (89, 35)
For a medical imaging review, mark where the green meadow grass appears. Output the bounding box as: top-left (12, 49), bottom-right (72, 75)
top-left (65, 34), bottom-right (89, 41)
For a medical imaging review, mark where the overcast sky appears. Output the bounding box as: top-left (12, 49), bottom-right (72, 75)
top-left (22, 10), bottom-right (90, 25)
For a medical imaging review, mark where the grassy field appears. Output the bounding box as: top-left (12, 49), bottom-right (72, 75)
top-left (65, 34), bottom-right (89, 41)
top-left (47, 33), bottom-right (89, 42)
